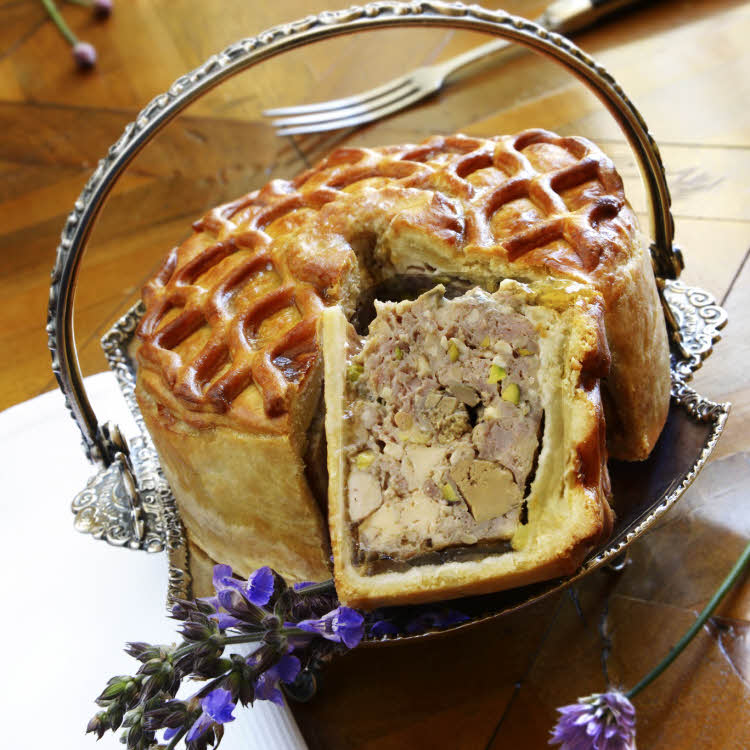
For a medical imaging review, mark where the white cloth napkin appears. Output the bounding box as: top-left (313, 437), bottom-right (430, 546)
top-left (0, 373), bottom-right (308, 750)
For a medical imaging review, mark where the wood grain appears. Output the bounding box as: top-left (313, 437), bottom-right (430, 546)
top-left (1, 1), bottom-right (748, 748)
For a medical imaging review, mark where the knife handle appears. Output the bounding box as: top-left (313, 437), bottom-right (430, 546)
top-left (544, 0), bottom-right (648, 35)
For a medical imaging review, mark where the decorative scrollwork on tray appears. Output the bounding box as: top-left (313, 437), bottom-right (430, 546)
top-left (663, 280), bottom-right (727, 382)
top-left (670, 377), bottom-right (729, 423)
top-left (72, 452), bottom-right (153, 550)
top-left (69, 305), bottom-right (192, 603)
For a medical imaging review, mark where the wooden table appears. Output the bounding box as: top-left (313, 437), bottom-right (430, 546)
top-left (2, 0), bottom-right (749, 747)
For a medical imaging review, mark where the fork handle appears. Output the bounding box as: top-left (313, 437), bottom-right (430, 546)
top-left (437, 0), bottom-right (646, 83)
top-left (433, 37), bottom-right (513, 83)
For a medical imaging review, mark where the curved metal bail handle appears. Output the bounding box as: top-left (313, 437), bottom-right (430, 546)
top-left (46, 2), bottom-right (683, 464)
top-left (309, 4), bottom-right (683, 282)
top-left (460, 8), bottom-right (682, 282)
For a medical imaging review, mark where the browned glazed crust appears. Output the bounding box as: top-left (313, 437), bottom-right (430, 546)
top-left (134, 129), bottom-right (669, 582)
top-left (137, 129), bottom-right (668, 458)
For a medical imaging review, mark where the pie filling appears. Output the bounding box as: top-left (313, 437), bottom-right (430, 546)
top-left (344, 286), bottom-right (544, 572)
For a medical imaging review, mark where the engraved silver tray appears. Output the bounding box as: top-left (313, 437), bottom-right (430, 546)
top-left (48, 3), bottom-right (730, 638)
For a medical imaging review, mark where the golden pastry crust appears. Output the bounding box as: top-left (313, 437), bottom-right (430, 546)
top-left (136, 372), bottom-right (331, 584)
top-left (137, 129), bottom-right (668, 456)
top-left (134, 129), bottom-right (668, 582)
top-left (323, 281), bottom-right (614, 609)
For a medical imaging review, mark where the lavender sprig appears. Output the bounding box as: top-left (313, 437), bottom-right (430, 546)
top-left (39, 0), bottom-right (112, 69)
top-left (551, 691), bottom-right (635, 750)
top-left (550, 538), bottom-right (750, 749)
top-left (88, 565), bottom-right (365, 749)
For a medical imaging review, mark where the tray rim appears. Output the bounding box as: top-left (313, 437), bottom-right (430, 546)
top-left (79, 278), bottom-right (730, 641)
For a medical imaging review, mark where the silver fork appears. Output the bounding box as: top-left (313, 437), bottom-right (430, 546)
top-left (264, 0), bottom-right (643, 136)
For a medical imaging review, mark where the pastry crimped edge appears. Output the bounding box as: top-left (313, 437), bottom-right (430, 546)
top-left (323, 280), bottom-right (614, 609)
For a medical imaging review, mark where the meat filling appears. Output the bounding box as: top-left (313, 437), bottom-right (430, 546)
top-left (344, 286), bottom-right (544, 566)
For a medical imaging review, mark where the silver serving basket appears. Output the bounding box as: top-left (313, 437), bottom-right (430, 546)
top-left (47, 3), bottom-right (729, 638)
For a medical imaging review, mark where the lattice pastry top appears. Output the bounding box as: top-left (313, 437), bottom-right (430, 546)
top-left (136, 129), bottom-right (657, 446)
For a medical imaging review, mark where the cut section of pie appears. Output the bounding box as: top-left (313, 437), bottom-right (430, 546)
top-left (323, 281), bottom-right (613, 608)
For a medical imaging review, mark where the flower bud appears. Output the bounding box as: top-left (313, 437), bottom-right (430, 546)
top-left (179, 620), bottom-right (212, 642)
top-left (93, 0), bottom-right (113, 19)
top-left (106, 704), bottom-right (124, 731)
top-left (170, 601), bottom-right (190, 620)
top-left (125, 642), bottom-right (159, 661)
top-left (73, 42), bottom-right (97, 69)
top-left (86, 711), bottom-right (109, 739)
top-left (96, 675), bottom-right (130, 703)
top-left (237, 678), bottom-right (255, 708)
top-left (261, 614), bottom-right (281, 631)
top-left (143, 698), bottom-right (188, 731)
top-left (195, 598), bottom-right (218, 616)
top-left (124, 723), bottom-right (142, 748)
top-left (139, 657), bottom-right (166, 676)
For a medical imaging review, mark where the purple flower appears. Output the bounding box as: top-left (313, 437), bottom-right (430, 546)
top-left (210, 564), bottom-right (273, 606)
top-left (253, 653), bottom-right (301, 705)
top-left (72, 42), bottom-right (97, 69)
top-left (185, 688), bottom-right (236, 743)
top-left (196, 570), bottom-right (228, 621)
top-left (246, 566), bottom-right (274, 606)
top-left (212, 563), bottom-right (239, 592)
top-left (550, 691), bottom-right (636, 750)
top-left (211, 611), bottom-right (245, 630)
top-left (93, 0), bottom-right (113, 19)
top-left (295, 606), bottom-right (365, 649)
top-left (201, 564), bottom-right (275, 629)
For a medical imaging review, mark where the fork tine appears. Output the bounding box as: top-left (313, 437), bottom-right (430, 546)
top-left (276, 87), bottom-right (431, 137)
top-left (269, 80), bottom-right (419, 130)
top-left (262, 72), bottom-right (414, 117)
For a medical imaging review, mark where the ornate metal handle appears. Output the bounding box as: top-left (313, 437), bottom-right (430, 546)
top-left (47, 1), bottom-right (682, 467)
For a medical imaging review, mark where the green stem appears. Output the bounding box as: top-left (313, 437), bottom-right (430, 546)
top-left (165, 726), bottom-right (186, 750)
top-left (195, 671), bottom-right (233, 699)
top-left (282, 626), bottom-right (314, 638)
top-left (294, 579), bottom-right (336, 596)
top-left (40, 0), bottom-right (78, 45)
top-left (626, 537), bottom-right (750, 699)
top-left (222, 625), bottom-right (312, 646)
top-left (222, 633), bottom-right (266, 645)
